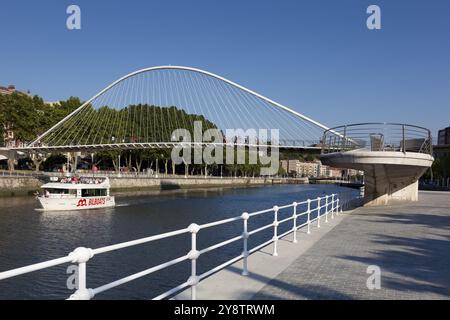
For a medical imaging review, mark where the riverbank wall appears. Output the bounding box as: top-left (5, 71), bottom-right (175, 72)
top-left (0, 177), bottom-right (42, 196)
top-left (0, 175), bottom-right (309, 197)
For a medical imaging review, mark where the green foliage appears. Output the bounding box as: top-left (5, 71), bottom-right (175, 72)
top-left (304, 153), bottom-right (317, 162)
top-left (0, 93), bottom-right (80, 146)
top-left (430, 156), bottom-right (450, 179)
top-left (44, 104), bottom-right (218, 146)
top-left (0, 93), bottom-right (283, 177)
top-left (279, 150), bottom-right (320, 161)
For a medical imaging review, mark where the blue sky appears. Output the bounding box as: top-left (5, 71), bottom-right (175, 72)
top-left (0, 0), bottom-right (449, 135)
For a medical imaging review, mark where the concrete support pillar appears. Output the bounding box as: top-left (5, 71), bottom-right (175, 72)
top-left (320, 151), bottom-right (433, 207)
top-left (7, 157), bottom-right (15, 171)
top-left (0, 149), bottom-right (17, 171)
top-left (363, 164), bottom-right (424, 206)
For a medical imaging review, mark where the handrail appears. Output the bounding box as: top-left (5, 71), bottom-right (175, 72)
top-left (324, 122), bottom-right (431, 134)
top-left (322, 123), bottom-right (432, 155)
top-left (0, 191), bottom-right (360, 300)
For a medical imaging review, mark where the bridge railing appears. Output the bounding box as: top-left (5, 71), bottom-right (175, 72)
top-left (0, 191), bottom-right (360, 300)
top-left (321, 123), bottom-right (433, 155)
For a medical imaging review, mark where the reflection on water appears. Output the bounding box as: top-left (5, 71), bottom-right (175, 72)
top-left (0, 184), bottom-right (355, 299)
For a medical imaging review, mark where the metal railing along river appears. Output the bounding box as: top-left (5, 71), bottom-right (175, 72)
top-left (0, 191), bottom-right (360, 300)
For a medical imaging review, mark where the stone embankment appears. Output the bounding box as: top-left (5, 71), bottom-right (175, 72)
top-left (0, 174), bottom-right (309, 197)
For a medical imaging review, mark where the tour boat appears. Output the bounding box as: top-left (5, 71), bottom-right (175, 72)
top-left (37, 176), bottom-right (115, 211)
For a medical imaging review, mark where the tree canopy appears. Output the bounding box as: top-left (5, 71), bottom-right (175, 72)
top-left (0, 93), bottom-right (81, 145)
top-left (39, 103), bottom-right (218, 146)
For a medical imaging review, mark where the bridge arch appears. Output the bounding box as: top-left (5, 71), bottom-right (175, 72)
top-left (28, 66), bottom-right (330, 151)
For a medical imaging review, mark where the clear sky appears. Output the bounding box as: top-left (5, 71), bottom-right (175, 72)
top-left (0, 0), bottom-right (449, 135)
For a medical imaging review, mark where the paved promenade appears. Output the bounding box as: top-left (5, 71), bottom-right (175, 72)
top-left (254, 191), bottom-right (450, 299)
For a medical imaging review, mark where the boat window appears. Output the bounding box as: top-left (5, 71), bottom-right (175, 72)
top-left (44, 188), bottom-right (70, 194)
top-left (81, 189), bottom-right (107, 197)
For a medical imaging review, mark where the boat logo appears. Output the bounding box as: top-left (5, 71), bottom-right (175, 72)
top-left (77, 198), bottom-right (106, 207)
top-left (77, 199), bottom-right (87, 207)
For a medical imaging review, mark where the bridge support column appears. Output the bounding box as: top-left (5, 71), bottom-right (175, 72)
top-left (7, 150), bottom-right (16, 171)
top-left (362, 164), bottom-right (424, 206)
top-left (0, 149), bottom-right (18, 171)
top-left (321, 151), bottom-right (433, 207)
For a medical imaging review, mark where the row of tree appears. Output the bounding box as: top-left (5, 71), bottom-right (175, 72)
top-left (44, 104), bottom-right (219, 146)
top-left (34, 147), bottom-right (283, 177)
top-left (0, 92), bottom-right (291, 176)
top-left (0, 93), bottom-right (218, 147)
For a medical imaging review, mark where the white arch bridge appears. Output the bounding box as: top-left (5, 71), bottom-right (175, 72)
top-left (13, 66), bottom-right (333, 153)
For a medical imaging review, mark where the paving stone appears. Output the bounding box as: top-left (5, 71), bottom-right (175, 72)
top-left (254, 191), bottom-right (450, 300)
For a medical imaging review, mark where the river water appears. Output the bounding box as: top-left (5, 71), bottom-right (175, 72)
top-left (0, 184), bottom-right (355, 300)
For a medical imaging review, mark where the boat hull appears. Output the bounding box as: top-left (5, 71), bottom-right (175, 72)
top-left (37, 196), bottom-right (116, 211)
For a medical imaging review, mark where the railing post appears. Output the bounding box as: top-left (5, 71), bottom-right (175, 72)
top-left (342, 125), bottom-right (347, 151)
top-left (68, 247), bottom-right (94, 300)
top-left (317, 197), bottom-right (321, 228)
top-left (241, 212), bottom-right (250, 276)
top-left (272, 206), bottom-right (279, 256)
top-left (187, 223), bottom-right (200, 300)
top-left (292, 202), bottom-right (298, 243)
top-left (331, 194), bottom-right (335, 219)
top-left (429, 130), bottom-right (433, 155)
top-left (325, 195), bottom-right (329, 223)
top-left (402, 124), bottom-right (406, 153)
top-left (307, 199), bottom-right (311, 234)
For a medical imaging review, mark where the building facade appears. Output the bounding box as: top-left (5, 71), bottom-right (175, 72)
top-left (0, 84), bottom-right (30, 96)
top-left (280, 159), bottom-right (344, 178)
top-left (2, 124), bottom-right (25, 148)
top-left (438, 126), bottom-right (450, 146)
top-left (434, 126), bottom-right (450, 160)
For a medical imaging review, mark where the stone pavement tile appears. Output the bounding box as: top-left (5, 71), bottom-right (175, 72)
top-left (254, 191), bottom-right (450, 300)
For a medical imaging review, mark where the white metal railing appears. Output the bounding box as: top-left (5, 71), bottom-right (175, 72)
top-left (0, 191), bottom-right (360, 300)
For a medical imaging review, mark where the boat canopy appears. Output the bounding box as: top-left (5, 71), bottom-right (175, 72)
top-left (41, 177), bottom-right (110, 189)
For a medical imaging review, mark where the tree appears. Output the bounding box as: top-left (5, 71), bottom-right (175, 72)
top-left (95, 150), bottom-right (121, 171)
top-left (430, 156), bottom-right (450, 179)
top-left (0, 93), bottom-right (81, 147)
